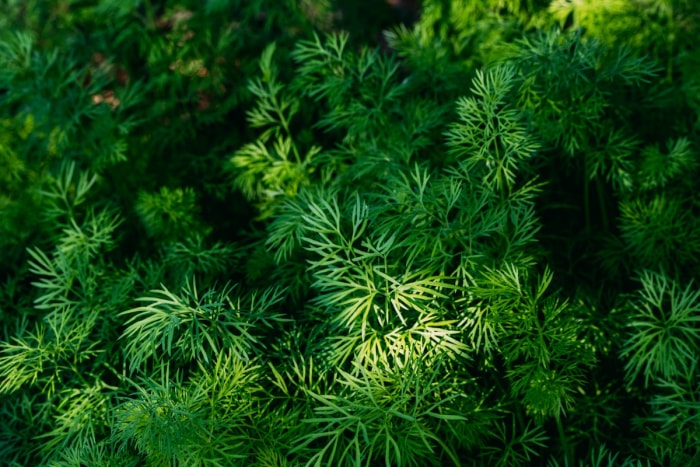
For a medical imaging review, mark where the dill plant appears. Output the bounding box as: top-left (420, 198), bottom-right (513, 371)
top-left (0, 0), bottom-right (699, 465)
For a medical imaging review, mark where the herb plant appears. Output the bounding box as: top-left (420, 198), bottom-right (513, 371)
top-left (1, 0), bottom-right (699, 465)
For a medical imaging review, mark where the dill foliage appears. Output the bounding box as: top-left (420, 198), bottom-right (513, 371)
top-left (1, 0), bottom-right (699, 465)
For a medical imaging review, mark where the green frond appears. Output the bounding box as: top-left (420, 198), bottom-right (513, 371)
top-left (113, 369), bottom-right (213, 465)
top-left (484, 416), bottom-right (549, 467)
top-left (36, 379), bottom-right (116, 459)
top-left (618, 194), bottom-right (700, 272)
top-left (119, 279), bottom-right (286, 371)
top-left (466, 265), bottom-right (594, 420)
top-left (621, 270), bottom-right (700, 386)
top-left (446, 64), bottom-right (539, 194)
top-left (162, 235), bottom-right (242, 287)
top-left (135, 186), bottom-right (204, 241)
top-left (292, 358), bottom-right (470, 466)
top-left (0, 307), bottom-right (101, 397)
top-left (637, 137), bottom-right (697, 191)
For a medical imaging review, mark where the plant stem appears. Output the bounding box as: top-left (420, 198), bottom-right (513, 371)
top-left (556, 416), bottom-right (572, 465)
top-left (583, 164), bottom-right (591, 235)
top-left (596, 175), bottom-right (608, 232)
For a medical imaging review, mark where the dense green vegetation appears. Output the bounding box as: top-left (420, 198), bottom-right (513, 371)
top-left (1, 0), bottom-right (699, 465)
